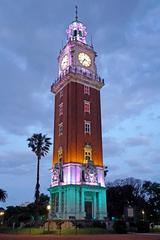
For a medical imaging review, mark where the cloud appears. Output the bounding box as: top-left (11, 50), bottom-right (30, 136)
top-left (0, 54), bottom-right (53, 135)
top-left (107, 164), bottom-right (119, 172)
top-left (126, 154), bottom-right (159, 177)
top-left (0, 135), bottom-right (9, 146)
top-left (144, 149), bottom-right (160, 165)
top-left (0, 150), bottom-right (51, 175)
top-left (0, 149), bottom-right (51, 206)
top-left (151, 156), bottom-right (160, 165)
top-left (100, 3), bottom-right (160, 130)
top-left (125, 135), bottom-right (151, 147)
top-left (103, 137), bottom-right (125, 158)
top-left (0, 1), bottom-right (63, 136)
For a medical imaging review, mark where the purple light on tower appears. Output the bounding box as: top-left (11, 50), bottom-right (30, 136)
top-left (50, 163), bottom-right (105, 187)
top-left (66, 21), bottom-right (87, 43)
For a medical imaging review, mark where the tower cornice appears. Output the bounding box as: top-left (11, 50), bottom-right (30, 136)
top-left (51, 66), bottom-right (104, 94)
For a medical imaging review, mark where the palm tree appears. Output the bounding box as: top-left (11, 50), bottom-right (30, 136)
top-left (0, 189), bottom-right (7, 202)
top-left (27, 133), bottom-right (52, 204)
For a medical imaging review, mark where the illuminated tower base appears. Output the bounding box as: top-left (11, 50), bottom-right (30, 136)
top-left (48, 185), bottom-right (106, 220)
top-left (48, 162), bottom-right (107, 220)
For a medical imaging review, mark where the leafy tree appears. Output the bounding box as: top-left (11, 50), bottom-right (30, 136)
top-left (107, 178), bottom-right (148, 221)
top-left (5, 193), bottom-right (49, 226)
top-left (27, 133), bottom-right (52, 204)
top-left (107, 184), bottom-right (136, 219)
top-left (143, 181), bottom-right (160, 223)
top-left (107, 178), bottom-right (160, 223)
top-left (0, 188), bottom-right (7, 202)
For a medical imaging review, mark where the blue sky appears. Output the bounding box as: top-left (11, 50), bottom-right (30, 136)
top-left (0, 0), bottom-right (160, 207)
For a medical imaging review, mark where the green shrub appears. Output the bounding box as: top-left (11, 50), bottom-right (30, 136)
top-left (92, 220), bottom-right (106, 228)
top-left (137, 221), bottom-right (150, 233)
top-left (113, 220), bottom-right (127, 234)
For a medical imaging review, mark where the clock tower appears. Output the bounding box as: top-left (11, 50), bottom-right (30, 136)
top-left (48, 11), bottom-right (107, 222)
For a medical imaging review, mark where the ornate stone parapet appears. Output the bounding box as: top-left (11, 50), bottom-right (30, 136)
top-left (50, 162), bottom-right (105, 187)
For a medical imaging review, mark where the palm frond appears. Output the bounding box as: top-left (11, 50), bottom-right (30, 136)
top-left (27, 133), bottom-right (52, 159)
top-left (0, 189), bottom-right (7, 202)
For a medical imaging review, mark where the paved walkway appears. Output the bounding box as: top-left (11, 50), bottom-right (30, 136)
top-left (0, 233), bottom-right (160, 240)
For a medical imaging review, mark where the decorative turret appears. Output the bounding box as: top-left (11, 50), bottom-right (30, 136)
top-left (66, 6), bottom-right (87, 44)
top-left (66, 21), bottom-right (87, 44)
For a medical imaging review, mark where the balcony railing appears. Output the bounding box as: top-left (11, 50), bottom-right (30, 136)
top-left (55, 66), bottom-right (104, 85)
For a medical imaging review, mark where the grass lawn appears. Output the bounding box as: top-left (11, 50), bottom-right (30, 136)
top-left (0, 226), bottom-right (108, 235)
top-left (0, 227), bottom-right (107, 235)
top-left (151, 226), bottom-right (160, 233)
top-left (1, 226), bottom-right (159, 235)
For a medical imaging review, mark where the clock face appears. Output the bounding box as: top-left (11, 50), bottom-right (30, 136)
top-left (78, 52), bottom-right (91, 67)
top-left (61, 55), bottom-right (69, 70)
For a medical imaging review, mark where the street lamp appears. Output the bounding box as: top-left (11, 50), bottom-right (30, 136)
top-left (142, 210), bottom-right (145, 221)
top-left (0, 210), bottom-right (5, 225)
top-left (46, 205), bottom-right (51, 232)
top-left (0, 211), bottom-right (4, 216)
top-left (47, 205), bottom-right (51, 211)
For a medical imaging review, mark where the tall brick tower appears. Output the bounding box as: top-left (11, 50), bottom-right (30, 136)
top-left (48, 10), bottom-right (107, 221)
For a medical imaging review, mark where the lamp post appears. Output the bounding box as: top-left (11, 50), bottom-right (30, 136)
top-left (0, 210), bottom-right (5, 225)
top-left (47, 205), bottom-right (51, 213)
top-left (47, 205), bottom-right (51, 232)
top-left (142, 210), bottom-right (145, 222)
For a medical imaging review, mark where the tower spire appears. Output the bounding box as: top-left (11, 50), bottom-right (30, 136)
top-left (75, 5), bottom-right (78, 21)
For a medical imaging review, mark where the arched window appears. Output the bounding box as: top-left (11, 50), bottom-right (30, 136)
top-left (58, 146), bottom-right (63, 182)
top-left (84, 144), bottom-right (92, 163)
top-left (79, 30), bottom-right (82, 37)
top-left (58, 146), bottom-right (63, 162)
top-left (73, 29), bottom-right (77, 37)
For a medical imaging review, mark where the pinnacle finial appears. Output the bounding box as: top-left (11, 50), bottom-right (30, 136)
top-left (91, 35), bottom-right (93, 47)
top-left (75, 5), bottom-right (78, 21)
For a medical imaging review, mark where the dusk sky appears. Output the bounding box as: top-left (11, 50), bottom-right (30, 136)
top-left (0, 0), bottom-right (160, 207)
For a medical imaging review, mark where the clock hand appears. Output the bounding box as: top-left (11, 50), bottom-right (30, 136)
top-left (84, 58), bottom-right (88, 64)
